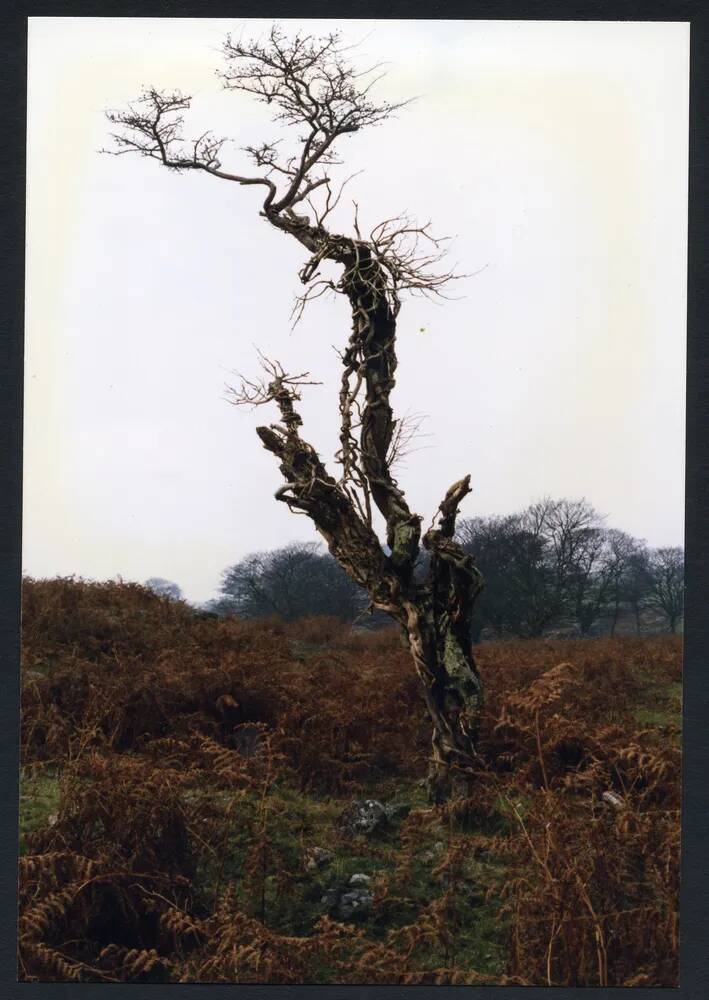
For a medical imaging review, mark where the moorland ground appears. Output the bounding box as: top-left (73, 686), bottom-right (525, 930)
top-left (19, 578), bottom-right (681, 985)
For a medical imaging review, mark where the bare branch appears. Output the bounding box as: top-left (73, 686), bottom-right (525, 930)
top-left (225, 353), bottom-right (321, 434)
top-left (387, 410), bottom-right (432, 471)
top-left (220, 25), bottom-right (410, 213)
top-left (105, 87), bottom-right (278, 209)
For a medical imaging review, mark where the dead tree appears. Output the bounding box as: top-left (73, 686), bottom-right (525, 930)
top-left (107, 26), bottom-right (484, 801)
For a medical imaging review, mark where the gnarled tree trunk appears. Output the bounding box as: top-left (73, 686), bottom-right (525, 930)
top-left (252, 215), bottom-right (485, 800)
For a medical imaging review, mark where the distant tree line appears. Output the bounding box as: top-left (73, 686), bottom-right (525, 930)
top-left (456, 499), bottom-right (683, 639)
top-left (205, 543), bottom-right (367, 623)
top-left (193, 498), bottom-right (683, 638)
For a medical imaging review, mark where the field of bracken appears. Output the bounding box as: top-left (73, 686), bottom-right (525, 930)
top-left (18, 577), bottom-right (682, 985)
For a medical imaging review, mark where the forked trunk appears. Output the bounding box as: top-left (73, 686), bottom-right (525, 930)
top-left (248, 217), bottom-right (485, 803)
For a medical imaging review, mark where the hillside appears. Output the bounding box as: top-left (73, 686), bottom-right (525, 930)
top-left (19, 577), bottom-right (681, 985)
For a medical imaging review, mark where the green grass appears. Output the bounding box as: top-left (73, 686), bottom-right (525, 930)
top-left (18, 769), bottom-right (61, 855)
top-left (183, 773), bottom-right (508, 977)
top-left (634, 679), bottom-right (682, 730)
top-left (17, 758), bottom-right (512, 977)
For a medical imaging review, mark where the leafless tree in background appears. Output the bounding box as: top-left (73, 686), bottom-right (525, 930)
top-left (647, 546), bottom-right (685, 634)
top-left (457, 501), bottom-right (681, 639)
top-left (108, 26), bottom-right (483, 801)
top-left (604, 530), bottom-right (644, 636)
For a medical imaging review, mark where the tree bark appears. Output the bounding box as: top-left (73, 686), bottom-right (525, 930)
top-left (257, 392), bottom-right (484, 799)
top-left (403, 606), bottom-right (482, 802)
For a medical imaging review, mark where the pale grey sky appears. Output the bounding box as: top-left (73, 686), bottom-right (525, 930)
top-left (24, 18), bottom-right (689, 604)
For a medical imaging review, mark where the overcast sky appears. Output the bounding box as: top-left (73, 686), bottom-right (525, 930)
top-left (24, 17), bottom-right (689, 604)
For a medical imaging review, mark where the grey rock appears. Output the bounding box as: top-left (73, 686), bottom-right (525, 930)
top-left (320, 877), bottom-right (374, 922)
top-left (602, 790), bottom-right (625, 811)
top-left (338, 798), bottom-right (388, 837)
top-left (336, 888), bottom-right (373, 920)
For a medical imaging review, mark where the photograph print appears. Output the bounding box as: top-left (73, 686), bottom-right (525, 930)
top-left (19, 17), bottom-right (687, 986)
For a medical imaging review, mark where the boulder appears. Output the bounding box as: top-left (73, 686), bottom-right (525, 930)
top-left (336, 888), bottom-right (373, 920)
top-left (338, 798), bottom-right (388, 837)
top-left (320, 875), bottom-right (374, 921)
